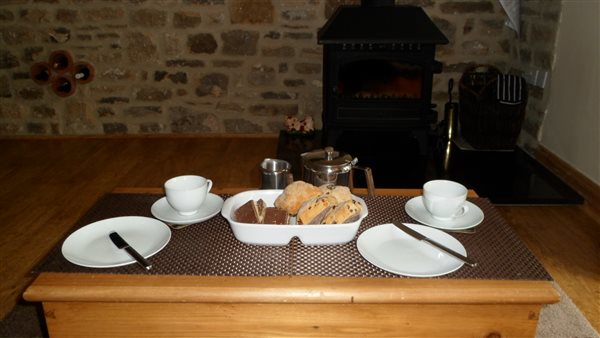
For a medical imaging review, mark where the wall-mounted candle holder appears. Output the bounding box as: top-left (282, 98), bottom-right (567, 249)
top-left (30, 50), bottom-right (94, 97)
top-left (31, 62), bottom-right (53, 85)
top-left (51, 76), bottom-right (76, 97)
top-left (48, 50), bottom-right (73, 74)
top-left (73, 62), bottom-right (94, 84)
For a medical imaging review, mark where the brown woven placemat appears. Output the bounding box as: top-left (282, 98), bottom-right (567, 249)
top-left (35, 193), bottom-right (551, 280)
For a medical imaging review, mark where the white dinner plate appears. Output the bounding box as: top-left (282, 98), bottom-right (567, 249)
top-left (357, 223), bottom-right (466, 277)
top-left (61, 216), bottom-right (171, 268)
top-left (151, 194), bottom-right (224, 225)
top-left (404, 196), bottom-right (484, 230)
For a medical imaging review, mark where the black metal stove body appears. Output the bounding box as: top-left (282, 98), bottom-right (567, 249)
top-left (318, 3), bottom-right (448, 147)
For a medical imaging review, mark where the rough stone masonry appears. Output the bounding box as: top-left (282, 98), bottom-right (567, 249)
top-left (0, 0), bottom-right (560, 149)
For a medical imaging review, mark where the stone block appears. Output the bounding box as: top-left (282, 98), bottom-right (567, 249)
top-left (154, 71), bottom-right (168, 81)
top-left (0, 9), bottom-right (15, 21)
top-left (212, 60), bottom-right (244, 68)
top-left (169, 106), bottom-right (218, 133)
top-left (82, 7), bottom-right (125, 22)
top-left (56, 9), bottom-right (78, 23)
top-left (125, 106), bottom-right (162, 117)
top-left (221, 30), bottom-right (259, 56)
top-left (282, 9), bottom-right (316, 21)
top-left (26, 122), bottom-right (47, 134)
top-left (248, 104), bottom-right (298, 116)
top-left (48, 27), bottom-right (70, 43)
top-left (261, 91), bottom-right (295, 100)
top-left (284, 79), bottom-right (305, 87)
top-left (229, 0), bottom-right (273, 24)
top-left (166, 59), bottom-right (205, 67)
top-left (31, 105), bottom-right (56, 119)
top-left (183, 0), bottom-right (225, 4)
top-left (168, 72), bottom-right (187, 84)
top-left (131, 9), bottom-right (167, 27)
top-left (224, 118), bottom-right (262, 133)
top-left (0, 75), bottom-right (11, 97)
top-left (139, 123), bottom-right (164, 133)
top-left (18, 87), bottom-right (44, 100)
top-left (294, 62), bottom-right (321, 74)
top-left (99, 97), bottom-right (130, 104)
top-left (196, 73), bottom-right (228, 97)
top-left (248, 65), bottom-right (275, 86)
top-left (0, 123), bottom-right (20, 134)
top-left (64, 101), bottom-right (98, 134)
top-left (533, 50), bottom-right (553, 70)
top-left (97, 107), bottom-right (115, 117)
top-left (481, 19), bottom-right (506, 35)
top-left (23, 47), bottom-right (44, 62)
top-left (135, 87), bottom-right (172, 102)
top-left (187, 33), bottom-right (218, 54)
top-left (216, 102), bottom-right (244, 112)
top-left (264, 31), bottom-right (281, 39)
top-left (103, 122), bottom-right (128, 134)
top-left (0, 103), bottom-right (21, 118)
top-left (325, 0), bottom-right (360, 19)
top-left (20, 9), bottom-right (49, 23)
top-left (440, 1), bottom-right (494, 14)
top-left (2, 26), bottom-right (35, 45)
top-left (461, 40), bottom-right (490, 55)
top-left (531, 23), bottom-right (556, 42)
top-left (299, 47), bottom-right (322, 58)
top-left (127, 32), bottom-right (158, 63)
top-left (283, 32), bottom-right (313, 40)
top-left (262, 46), bottom-right (295, 57)
top-left (174, 12), bottom-right (202, 28)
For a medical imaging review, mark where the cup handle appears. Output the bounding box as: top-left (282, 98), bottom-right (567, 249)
top-left (454, 204), bottom-right (469, 218)
top-left (206, 179), bottom-right (213, 193)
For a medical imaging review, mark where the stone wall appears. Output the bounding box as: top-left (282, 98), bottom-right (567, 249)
top-left (0, 0), bottom-right (560, 146)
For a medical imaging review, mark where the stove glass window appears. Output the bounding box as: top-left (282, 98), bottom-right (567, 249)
top-left (337, 60), bottom-right (422, 99)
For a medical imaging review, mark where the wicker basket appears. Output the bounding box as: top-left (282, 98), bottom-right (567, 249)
top-left (458, 65), bottom-right (528, 150)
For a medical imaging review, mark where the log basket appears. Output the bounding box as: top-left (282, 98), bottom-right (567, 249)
top-left (458, 65), bottom-right (528, 150)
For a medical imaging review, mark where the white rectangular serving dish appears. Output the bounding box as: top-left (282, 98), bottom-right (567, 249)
top-left (221, 189), bottom-right (368, 246)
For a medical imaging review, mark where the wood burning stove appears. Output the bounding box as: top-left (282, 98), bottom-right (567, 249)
top-left (318, 2), bottom-right (448, 149)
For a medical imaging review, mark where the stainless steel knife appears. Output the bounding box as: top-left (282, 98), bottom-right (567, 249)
top-left (109, 231), bottom-right (152, 270)
top-left (392, 222), bottom-right (477, 267)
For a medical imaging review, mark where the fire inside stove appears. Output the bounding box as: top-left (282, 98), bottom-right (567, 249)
top-left (337, 60), bottom-right (423, 99)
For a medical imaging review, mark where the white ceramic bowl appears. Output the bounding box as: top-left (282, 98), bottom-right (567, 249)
top-left (221, 189), bottom-right (368, 246)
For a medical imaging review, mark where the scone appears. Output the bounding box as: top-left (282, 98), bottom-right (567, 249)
top-left (319, 184), bottom-right (353, 203)
top-left (322, 199), bottom-right (362, 224)
top-left (296, 195), bottom-right (338, 225)
top-left (274, 181), bottom-right (322, 215)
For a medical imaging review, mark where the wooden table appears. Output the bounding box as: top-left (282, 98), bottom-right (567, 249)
top-left (24, 188), bottom-right (559, 338)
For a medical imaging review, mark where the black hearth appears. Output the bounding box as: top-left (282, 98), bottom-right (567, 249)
top-left (276, 131), bottom-right (583, 205)
top-left (318, 3), bottom-right (448, 149)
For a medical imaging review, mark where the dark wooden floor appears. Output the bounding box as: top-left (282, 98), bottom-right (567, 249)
top-left (0, 136), bottom-right (598, 332)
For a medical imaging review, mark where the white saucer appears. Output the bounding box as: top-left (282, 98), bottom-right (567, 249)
top-left (151, 193), bottom-right (224, 225)
top-left (404, 196), bottom-right (484, 230)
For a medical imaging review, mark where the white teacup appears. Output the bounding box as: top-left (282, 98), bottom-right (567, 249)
top-left (164, 175), bottom-right (213, 216)
top-left (422, 180), bottom-right (469, 220)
